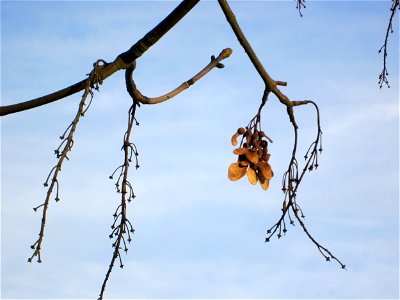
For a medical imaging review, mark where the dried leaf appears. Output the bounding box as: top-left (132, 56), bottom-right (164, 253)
top-left (260, 179), bottom-right (270, 190)
top-left (247, 167), bottom-right (258, 185)
top-left (228, 162), bottom-right (247, 181)
top-left (259, 161), bottom-right (273, 180)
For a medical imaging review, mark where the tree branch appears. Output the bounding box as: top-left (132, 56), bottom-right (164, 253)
top-left (125, 48), bottom-right (232, 105)
top-left (0, 0), bottom-right (200, 117)
top-left (217, 0), bottom-right (299, 128)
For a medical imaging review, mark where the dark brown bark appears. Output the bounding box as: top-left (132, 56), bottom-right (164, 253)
top-left (0, 0), bottom-right (200, 117)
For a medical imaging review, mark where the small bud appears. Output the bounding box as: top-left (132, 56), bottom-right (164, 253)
top-left (28, 258), bottom-right (32, 263)
top-left (265, 238), bottom-right (270, 243)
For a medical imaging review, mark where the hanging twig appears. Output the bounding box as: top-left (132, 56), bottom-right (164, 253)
top-left (28, 60), bottom-right (106, 263)
top-left (378, 0), bottom-right (399, 88)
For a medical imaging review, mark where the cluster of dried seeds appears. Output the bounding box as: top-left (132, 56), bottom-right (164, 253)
top-left (228, 127), bottom-right (273, 190)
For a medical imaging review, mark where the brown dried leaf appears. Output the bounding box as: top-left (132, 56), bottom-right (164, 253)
top-left (247, 167), bottom-right (258, 185)
top-left (259, 161), bottom-right (273, 180)
top-left (228, 162), bottom-right (247, 181)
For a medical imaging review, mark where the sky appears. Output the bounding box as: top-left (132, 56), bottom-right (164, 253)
top-left (1, 0), bottom-right (399, 299)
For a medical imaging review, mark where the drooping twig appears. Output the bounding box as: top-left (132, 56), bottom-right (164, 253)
top-left (98, 64), bottom-right (139, 300)
top-left (98, 49), bottom-right (232, 297)
top-left (219, 0), bottom-right (344, 267)
top-left (265, 101), bottom-right (345, 268)
top-left (28, 60), bottom-right (106, 263)
top-left (296, 0), bottom-right (306, 17)
top-left (378, 0), bottom-right (399, 88)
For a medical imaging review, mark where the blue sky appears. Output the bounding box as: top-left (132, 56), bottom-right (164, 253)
top-left (1, 1), bottom-right (399, 299)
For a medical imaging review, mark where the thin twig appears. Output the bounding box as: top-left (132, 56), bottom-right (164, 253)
top-left (99, 63), bottom-right (140, 300)
top-left (125, 48), bottom-right (232, 105)
top-left (378, 0), bottom-right (399, 88)
top-left (28, 61), bottom-right (104, 263)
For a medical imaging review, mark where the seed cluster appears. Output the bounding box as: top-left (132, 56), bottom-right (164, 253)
top-left (228, 127), bottom-right (273, 190)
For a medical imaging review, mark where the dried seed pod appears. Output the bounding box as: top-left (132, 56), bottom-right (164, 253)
top-left (228, 162), bottom-right (247, 181)
top-left (245, 129), bottom-right (252, 144)
top-left (251, 131), bottom-right (259, 144)
top-left (259, 161), bottom-right (273, 180)
top-left (237, 155), bottom-right (250, 167)
top-left (257, 168), bottom-right (266, 184)
top-left (237, 127), bottom-right (246, 135)
top-left (245, 150), bottom-right (259, 165)
top-left (259, 131), bottom-right (273, 143)
top-left (261, 151), bottom-right (271, 162)
top-left (247, 167), bottom-right (258, 185)
top-left (261, 140), bottom-right (268, 148)
top-left (233, 148), bottom-right (248, 155)
top-left (231, 132), bottom-right (240, 146)
top-left (260, 178), bottom-right (270, 190)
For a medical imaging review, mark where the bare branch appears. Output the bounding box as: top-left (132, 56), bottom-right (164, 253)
top-left (0, 0), bottom-right (200, 116)
top-left (125, 48), bottom-right (232, 105)
top-left (217, 0), bottom-right (300, 128)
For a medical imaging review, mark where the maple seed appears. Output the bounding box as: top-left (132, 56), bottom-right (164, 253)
top-left (247, 167), bottom-right (258, 185)
top-left (228, 163), bottom-right (247, 181)
top-left (237, 127), bottom-right (245, 135)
